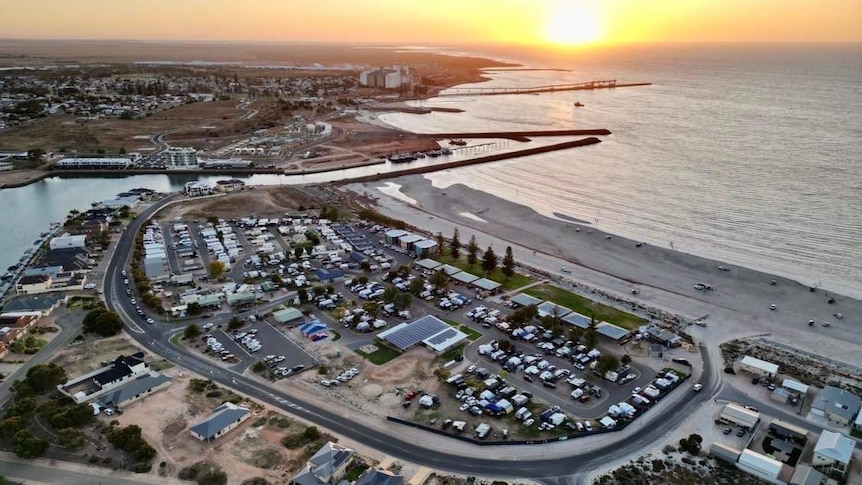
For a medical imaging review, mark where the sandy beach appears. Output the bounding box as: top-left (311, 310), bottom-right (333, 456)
top-left (346, 176), bottom-right (862, 368)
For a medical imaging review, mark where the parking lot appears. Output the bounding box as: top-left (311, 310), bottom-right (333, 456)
top-left (197, 316), bottom-right (317, 375)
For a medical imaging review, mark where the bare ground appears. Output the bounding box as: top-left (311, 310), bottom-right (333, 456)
top-left (157, 186), bottom-right (328, 220)
top-left (115, 371), bottom-right (295, 485)
top-left (50, 334), bottom-right (152, 377)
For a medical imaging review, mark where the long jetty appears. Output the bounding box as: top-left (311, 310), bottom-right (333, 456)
top-left (336, 137), bottom-right (603, 185)
top-left (425, 129), bottom-right (611, 142)
top-left (441, 79), bottom-right (650, 97)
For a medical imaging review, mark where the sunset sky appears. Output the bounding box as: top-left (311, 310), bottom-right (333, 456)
top-left (3, 0), bottom-right (860, 45)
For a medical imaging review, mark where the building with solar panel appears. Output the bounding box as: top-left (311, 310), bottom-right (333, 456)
top-left (377, 315), bottom-right (468, 354)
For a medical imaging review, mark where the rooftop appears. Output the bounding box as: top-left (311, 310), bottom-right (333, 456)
top-left (189, 402), bottom-right (250, 441)
top-left (378, 315), bottom-right (450, 351)
top-left (740, 355), bottom-right (779, 375)
top-left (814, 430), bottom-right (854, 464)
top-left (811, 386), bottom-right (861, 421)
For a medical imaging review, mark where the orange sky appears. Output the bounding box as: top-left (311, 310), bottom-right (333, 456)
top-left (2, 0), bottom-right (860, 45)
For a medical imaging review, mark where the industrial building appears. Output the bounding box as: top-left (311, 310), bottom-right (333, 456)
top-left (54, 157), bottom-right (131, 169)
top-left (718, 403), bottom-right (761, 430)
top-left (737, 355), bottom-right (779, 378)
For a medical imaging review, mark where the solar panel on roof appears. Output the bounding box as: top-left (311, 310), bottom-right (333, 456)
top-left (380, 316), bottom-right (450, 350)
top-left (425, 328), bottom-right (458, 345)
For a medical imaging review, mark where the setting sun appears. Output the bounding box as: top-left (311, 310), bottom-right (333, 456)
top-left (543, 3), bottom-right (604, 46)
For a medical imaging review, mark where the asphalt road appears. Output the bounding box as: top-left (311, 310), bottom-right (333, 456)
top-left (0, 311), bottom-right (82, 404)
top-left (0, 451), bottom-right (188, 485)
top-left (100, 194), bottom-right (721, 482)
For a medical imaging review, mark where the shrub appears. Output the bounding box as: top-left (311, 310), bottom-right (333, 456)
top-left (652, 459), bottom-right (665, 473)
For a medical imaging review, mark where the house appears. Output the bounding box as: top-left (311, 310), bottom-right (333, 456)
top-left (59, 353), bottom-right (151, 403)
top-left (290, 442), bottom-right (355, 485)
top-left (737, 356), bottom-right (779, 378)
top-left (96, 372), bottom-right (172, 409)
top-left (354, 468), bottom-right (403, 485)
top-left (183, 181), bottom-right (213, 197)
top-left (16, 274), bottom-right (52, 295)
top-left (812, 431), bottom-right (853, 477)
top-left (215, 179), bottom-right (246, 192)
top-left (810, 386), bottom-right (861, 426)
top-left (189, 402), bottom-right (251, 442)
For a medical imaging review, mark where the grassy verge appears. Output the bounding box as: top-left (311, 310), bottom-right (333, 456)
top-left (851, 429), bottom-right (862, 439)
top-left (356, 344), bottom-right (401, 365)
top-left (443, 319), bottom-right (482, 341)
top-left (525, 284), bottom-right (646, 330)
top-left (169, 332), bottom-right (183, 347)
top-left (438, 344), bottom-right (466, 363)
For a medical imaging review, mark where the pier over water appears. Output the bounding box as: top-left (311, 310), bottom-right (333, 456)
top-left (441, 79), bottom-right (651, 96)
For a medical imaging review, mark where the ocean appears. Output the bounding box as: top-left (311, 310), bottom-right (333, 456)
top-left (379, 43), bottom-right (862, 298)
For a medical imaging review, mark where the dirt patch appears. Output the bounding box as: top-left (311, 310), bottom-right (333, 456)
top-left (157, 186), bottom-right (327, 221)
top-left (50, 334), bottom-right (152, 377)
top-left (330, 119), bottom-right (440, 157)
top-left (0, 101), bottom-right (267, 154)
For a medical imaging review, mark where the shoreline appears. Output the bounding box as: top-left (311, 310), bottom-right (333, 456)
top-left (350, 176), bottom-right (862, 366)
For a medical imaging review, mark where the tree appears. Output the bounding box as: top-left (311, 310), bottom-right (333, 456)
top-left (227, 317), bottom-right (244, 331)
top-left (621, 354), bottom-right (632, 366)
top-left (362, 301), bottom-right (379, 317)
top-left (107, 425), bottom-right (156, 462)
top-left (450, 228), bottom-right (461, 260)
top-left (394, 292), bottom-right (412, 310)
top-left (58, 428), bottom-right (86, 450)
top-left (595, 354), bottom-right (620, 377)
top-left (359, 261), bottom-right (371, 272)
top-left (294, 246), bottom-right (304, 260)
top-left (21, 363), bottom-right (67, 394)
top-left (184, 324), bottom-right (202, 340)
top-left (433, 368), bottom-right (451, 382)
top-left (303, 426), bottom-right (321, 441)
top-left (207, 261), bottom-right (226, 280)
top-left (356, 275), bottom-right (369, 285)
top-left (497, 339), bottom-right (514, 352)
top-left (584, 317), bottom-right (599, 348)
top-left (382, 285), bottom-right (398, 303)
top-left (481, 246), bottom-right (498, 274)
top-left (83, 307), bottom-right (123, 337)
top-left (502, 246), bottom-right (515, 279)
top-left (408, 277), bottom-right (425, 296)
top-left (429, 269), bottom-right (449, 291)
top-left (466, 236), bottom-right (479, 266)
top-left (678, 434), bottom-right (703, 455)
top-left (297, 288), bottom-right (309, 303)
top-left (187, 301), bottom-right (202, 316)
top-left (435, 233), bottom-right (445, 255)
top-left (12, 429), bottom-right (48, 459)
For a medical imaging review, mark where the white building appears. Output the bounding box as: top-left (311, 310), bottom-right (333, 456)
top-left (54, 158), bottom-right (131, 169)
top-left (738, 355), bottom-right (779, 378)
top-left (49, 234), bottom-right (87, 250)
top-left (813, 430), bottom-right (854, 477)
top-left (165, 147), bottom-right (198, 169)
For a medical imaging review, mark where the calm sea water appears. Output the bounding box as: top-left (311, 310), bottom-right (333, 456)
top-left (379, 44), bottom-right (862, 297)
top-left (1, 44), bottom-right (860, 298)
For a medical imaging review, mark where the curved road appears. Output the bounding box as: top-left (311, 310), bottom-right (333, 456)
top-left (105, 196), bottom-right (719, 482)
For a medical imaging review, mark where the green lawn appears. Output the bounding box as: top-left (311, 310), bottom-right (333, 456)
top-left (434, 253), bottom-right (532, 291)
top-left (525, 285), bottom-right (646, 330)
top-left (356, 344), bottom-right (401, 365)
top-left (443, 319), bottom-right (482, 341)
